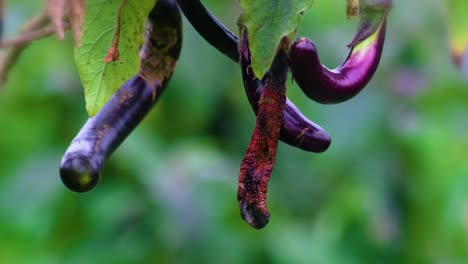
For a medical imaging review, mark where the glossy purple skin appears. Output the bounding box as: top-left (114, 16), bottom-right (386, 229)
top-left (239, 34), bottom-right (331, 153)
top-left (178, 0), bottom-right (331, 152)
top-left (60, 76), bottom-right (163, 192)
top-left (290, 21), bottom-right (387, 104)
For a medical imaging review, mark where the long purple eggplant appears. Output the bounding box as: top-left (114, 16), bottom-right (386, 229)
top-left (290, 0), bottom-right (392, 104)
top-left (176, 0), bottom-right (331, 152)
top-left (60, 0), bottom-right (182, 192)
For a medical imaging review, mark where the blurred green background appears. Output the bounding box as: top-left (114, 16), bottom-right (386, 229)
top-left (1, 0), bottom-right (467, 263)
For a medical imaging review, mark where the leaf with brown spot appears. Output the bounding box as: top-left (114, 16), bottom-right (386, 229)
top-left (75, 0), bottom-right (155, 116)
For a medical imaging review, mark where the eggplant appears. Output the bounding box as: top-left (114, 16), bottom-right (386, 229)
top-left (238, 33), bottom-right (331, 153)
top-left (289, 21), bottom-right (386, 104)
top-left (238, 30), bottom-right (289, 228)
top-left (177, 0), bottom-right (331, 152)
top-left (289, 0), bottom-right (392, 104)
top-left (60, 0), bottom-right (182, 192)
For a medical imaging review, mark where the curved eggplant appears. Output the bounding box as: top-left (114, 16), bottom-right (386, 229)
top-left (60, 0), bottom-right (182, 192)
top-left (290, 0), bottom-right (392, 104)
top-left (289, 21), bottom-right (386, 104)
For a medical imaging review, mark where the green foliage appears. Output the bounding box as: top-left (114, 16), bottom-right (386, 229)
top-left (238, 0), bottom-right (314, 79)
top-left (74, 0), bottom-right (155, 116)
top-left (1, 0), bottom-right (468, 263)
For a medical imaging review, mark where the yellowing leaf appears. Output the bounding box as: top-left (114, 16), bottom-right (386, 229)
top-left (446, 0), bottom-right (468, 72)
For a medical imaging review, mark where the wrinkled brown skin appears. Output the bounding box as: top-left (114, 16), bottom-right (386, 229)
top-left (176, 0), bottom-right (331, 153)
top-left (238, 31), bottom-right (289, 229)
top-left (59, 0), bottom-right (182, 192)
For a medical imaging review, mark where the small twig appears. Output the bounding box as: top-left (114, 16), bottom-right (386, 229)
top-left (0, 23), bottom-right (70, 48)
top-left (20, 10), bottom-right (50, 33)
top-left (47, 0), bottom-right (66, 39)
top-left (68, 0), bottom-right (86, 47)
top-left (0, 11), bottom-right (49, 87)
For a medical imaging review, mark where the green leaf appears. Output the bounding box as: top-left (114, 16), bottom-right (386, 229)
top-left (75, 0), bottom-right (155, 117)
top-left (238, 0), bottom-right (314, 79)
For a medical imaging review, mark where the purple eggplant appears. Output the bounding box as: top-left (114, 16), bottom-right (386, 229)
top-left (177, 0), bottom-right (331, 152)
top-left (60, 0), bottom-right (182, 192)
top-left (290, 0), bottom-right (391, 104)
top-left (290, 21), bottom-right (386, 104)
top-left (239, 33), bottom-right (331, 153)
